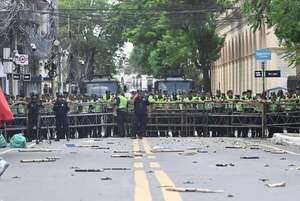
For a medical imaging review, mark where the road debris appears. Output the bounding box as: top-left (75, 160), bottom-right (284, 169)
top-left (92, 147), bottom-right (110, 150)
top-left (103, 168), bottom-right (131, 171)
top-left (113, 151), bottom-right (130, 153)
top-left (179, 151), bottom-right (198, 156)
top-left (183, 181), bottom-right (194, 184)
top-left (75, 169), bottom-right (104, 172)
top-left (216, 164), bottom-right (228, 167)
top-left (216, 163), bottom-right (235, 167)
top-left (0, 158), bottom-right (9, 177)
top-left (249, 146), bottom-right (260, 150)
top-left (65, 144), bottom-right (76, 148)
top-left (264, 164), bottom-right (270, 167)
top-left (18, 148), bottom-right (62, 152)
top-left (11, 176), bottom-right (21, 179)
top-left (165, 187), bottom-right (224, 193)
top-left (151, 149), bottom-right (184, 153)
top-left (240, 156), bottom-right (260, 159)
top-left (101, 177), bottom-right (112, 180)
top-left (227, 194), bottom-right (234, 198)
top-left (265, 182), bottom-right (286, 188)
top-left (280, 157), bottom-right (286, 160)
top-left (46, 157), bottom-right (61, 160)
top-left (20, 158), bottom-right (57, 163)
top-left (197, 150), bottom-right (209, 153)
top-left (147, 170), bottom-right (154, 174)
top-left (77, 145), bottom-right (101, 148)
top-left (259, 178), bottom-right (269, 182)
top-left (264, 149), bottom-right (287, 154)
top-left (225, 146), bottom-right (245, 149)
top-left (111, 154), bottom-right (143, 158)
top-left (111, 154), bottom-right (133, 158)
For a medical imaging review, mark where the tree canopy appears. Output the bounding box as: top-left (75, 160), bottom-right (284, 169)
top-left (242, 0), bottom-right (300, 66)
top-left (111, 0), bottom-right (230, 91)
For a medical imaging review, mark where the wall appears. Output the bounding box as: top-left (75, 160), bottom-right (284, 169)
top-left (211, 8), bottom-right (296, 95)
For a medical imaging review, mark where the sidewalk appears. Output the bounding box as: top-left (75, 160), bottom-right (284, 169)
top-left (272, 133), bottom-right (300, 147)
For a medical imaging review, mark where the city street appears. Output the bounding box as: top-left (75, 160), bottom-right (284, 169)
top-left (1, 137), bottom-right (300, 201)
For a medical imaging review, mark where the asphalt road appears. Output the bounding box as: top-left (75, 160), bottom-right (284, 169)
top-left (1, 137), bottom-right (300, 201)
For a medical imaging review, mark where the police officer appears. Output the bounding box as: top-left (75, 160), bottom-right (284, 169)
top-left (133, 91), bottom-right (150, 139)
top-left (115, 92), bottom-right (128, 137)
top-left (27, 93), bottom-right (41, 143)
top-left (53, 94), bottom-right (70, 141)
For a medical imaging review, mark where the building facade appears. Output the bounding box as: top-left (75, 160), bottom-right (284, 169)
top-left (211, 7), bottom-right (296, 95)
top-left (0, 0), bottom-right (58, 96)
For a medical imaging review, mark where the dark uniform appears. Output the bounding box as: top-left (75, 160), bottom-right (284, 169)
top-left (133, 92), bottom-right (149, 139)
top-left (27, 94), bottom-right (41, 143)
top-left (53, 95), bottom-right (70, 141)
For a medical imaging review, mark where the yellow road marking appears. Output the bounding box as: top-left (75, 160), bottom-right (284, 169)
top-left (134, 170), bottom-right (152, 201)
top-left (133, 139), bottom-right (140, 152)
top-left (150, 162), bottom-right (160, 168)
top-left (0, 143), bottom-right (35, 155)
top-left (155, 170), bottom-right (182, 201)
top-left (134, 162), bottom-right (144, 169)
top-left (148, 155), bottom-right (156, 159)
top-left (142, 138), bottom-right (152, 154)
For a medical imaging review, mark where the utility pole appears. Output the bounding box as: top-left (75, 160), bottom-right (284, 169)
top-left (262, 61), bottom-right (266, 94)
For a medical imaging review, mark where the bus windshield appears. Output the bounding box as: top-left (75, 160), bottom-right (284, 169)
top-left (155, 80), bottom-right (192, 94)
top-left (83, 81), bottom-right (118, 96)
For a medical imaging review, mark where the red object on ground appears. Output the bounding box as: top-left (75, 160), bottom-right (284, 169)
top-left (0, 87), bottom-right (13, 125)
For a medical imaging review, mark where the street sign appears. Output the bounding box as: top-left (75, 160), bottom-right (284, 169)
top-left (256, 49), bottom-right (272, 60)
top-left (16, 54), bottom-right (29, 65)
top-left (13, 74), bottom-right (21, 80)
top-left (266, 70), bottom-right (281, 78)
top-left (23, 74), bottom-right (31, 81)
top-left (255, 71), bottom-right (263, 78)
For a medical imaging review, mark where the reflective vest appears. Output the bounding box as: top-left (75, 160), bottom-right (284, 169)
top-left (118, 95), bottom-right (128, 109)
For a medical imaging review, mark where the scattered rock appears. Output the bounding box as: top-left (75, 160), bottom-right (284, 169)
top-left (227, 194), bottom-right (234, 198)
top-left (264, 164), bottom-right (270, 167)
top-left (11, 176), bottom-right (21, 179)
top-left (280, 158), bottom-right (286, 160)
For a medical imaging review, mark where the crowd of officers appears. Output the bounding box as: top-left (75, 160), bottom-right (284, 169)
top-left (5, 88), bottom-right (300, 142)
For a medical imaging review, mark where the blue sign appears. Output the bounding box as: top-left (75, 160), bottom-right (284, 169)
top-left (256, 49), bottom-right (272, 60)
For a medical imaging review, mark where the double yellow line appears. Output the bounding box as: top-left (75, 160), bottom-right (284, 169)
top-left (133, 139), bottom-right (183, 201)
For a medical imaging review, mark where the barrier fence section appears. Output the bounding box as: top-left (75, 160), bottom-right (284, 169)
top-left (1, 102), bottom-right (300, 139)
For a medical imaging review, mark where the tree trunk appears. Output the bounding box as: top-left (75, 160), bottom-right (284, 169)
top-left (195, 61), bottom-right (211, 93)
top-left (202, 67), bottom-right (211, 93)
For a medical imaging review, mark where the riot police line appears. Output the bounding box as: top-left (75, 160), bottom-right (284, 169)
top-left (1, 98), bottom-right (300, 141)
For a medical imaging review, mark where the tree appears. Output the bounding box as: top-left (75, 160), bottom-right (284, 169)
top-left (58, 0), bottom-right (123, 84)
top-left (242, 0), bottom-right (300, 66)
top-left (113, 0), bottom-right (228, 91)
